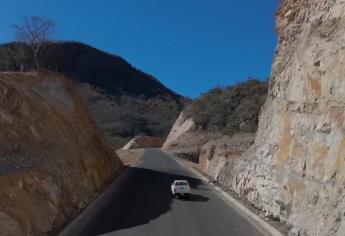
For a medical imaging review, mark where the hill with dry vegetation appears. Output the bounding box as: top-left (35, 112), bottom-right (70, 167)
top-left (0, 42), bottom-right (185, 147)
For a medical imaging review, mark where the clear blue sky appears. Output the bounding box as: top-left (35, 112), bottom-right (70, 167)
top-left (0, 0), bottom-right (279, 98)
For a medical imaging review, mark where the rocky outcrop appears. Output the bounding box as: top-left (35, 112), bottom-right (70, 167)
top-left (227, 1), bottom-right (345, 235)
top-left (0, 72), bottom-right (122, 235)
top-left (122, 136), bottom-right (164, 150)
top-left (198, 134), bottom-right (255, 185)
top-left (163, 110), bottom-right (255, 166)
top-left (163, 112), bottom-right (220, 163)
top-left (163, 112), bottom-right (196, 149)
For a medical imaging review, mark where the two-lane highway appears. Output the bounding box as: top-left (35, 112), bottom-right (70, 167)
top-left (72, 149), bottom-right (266, 236)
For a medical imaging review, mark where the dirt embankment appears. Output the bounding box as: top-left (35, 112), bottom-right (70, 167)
top-left (122, 136), bottom-right (164, 150)
top-left (0, 72), bottom-right (122, 236)
top-left (116, 149), bottom-right (144, 167)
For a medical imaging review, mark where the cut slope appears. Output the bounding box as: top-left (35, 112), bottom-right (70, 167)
top-left (166, 1), bottom-right (345, 235)
top-left (0, 72), bottom-right (122, 235)
top-left (232, 1), bottom-right (345, 235)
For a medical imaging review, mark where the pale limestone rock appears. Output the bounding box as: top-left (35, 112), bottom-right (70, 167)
top-left (163, 111), bottom-right (195, 149)
top-left (229, 1), bottom-right (345, 235)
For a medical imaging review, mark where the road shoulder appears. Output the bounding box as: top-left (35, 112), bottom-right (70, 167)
top-left (163, 149), bottom-right (285, 236)
top-left (59, 149), bottom-right (143, 236)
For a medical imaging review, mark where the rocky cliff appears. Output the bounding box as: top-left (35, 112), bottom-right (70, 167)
top-left (163, 111), bottom-right (221, 163)
top-left (164, 1), bottom-right (345, 235)
top-left (0, 72), bottom-right (122, 235)
top-left (231, 1), bottom-right (345, 235)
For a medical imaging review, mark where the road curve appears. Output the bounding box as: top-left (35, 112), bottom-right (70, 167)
top-left (75, 149), bottom-right (266, 236)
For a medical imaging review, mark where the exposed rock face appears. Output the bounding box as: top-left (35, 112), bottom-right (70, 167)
top-left (0, 72), bottom-right (122, 235)
top-left (198, 134), bottom-right (255, 185)
top-left (163, 110), bottom-right (255, 167)
top-left (122, 136), bottom-right (164, 150)
top-left (164, 1), bottom-right (345, 235)
top-left (230, 1), bottom-right (345, 235)
top-left (163, 112), bottom-right (220, 163)
top-left (163, 112), bottom-right (196, 149)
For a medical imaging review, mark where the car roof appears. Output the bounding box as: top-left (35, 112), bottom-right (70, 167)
top-left (174, 180), bottom-right (188, 183)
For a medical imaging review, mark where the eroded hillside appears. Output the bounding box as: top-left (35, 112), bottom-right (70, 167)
top-left (0, 72), bottom-right (122, 235)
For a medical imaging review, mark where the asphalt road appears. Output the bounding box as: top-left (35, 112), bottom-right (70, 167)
top-left (78, 149), bottom-right (266, 236)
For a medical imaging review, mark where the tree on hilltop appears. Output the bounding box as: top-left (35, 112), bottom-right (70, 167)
top-left (12, 16), bottom-right (55, 71)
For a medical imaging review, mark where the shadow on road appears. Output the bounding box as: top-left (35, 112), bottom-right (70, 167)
top-left (178, 193), bottom-right (209, 202)
top-left (81, 166), bottom-right (207, 236)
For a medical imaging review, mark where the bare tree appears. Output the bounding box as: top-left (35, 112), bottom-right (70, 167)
top-left (12, 16), bottom-right (55, 71)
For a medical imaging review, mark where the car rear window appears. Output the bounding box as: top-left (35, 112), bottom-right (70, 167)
top-left (176, 182), bottom-right (188, 185)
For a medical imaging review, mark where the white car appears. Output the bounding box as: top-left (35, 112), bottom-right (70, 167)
top-left (171, 180), bottom-right (190, 198)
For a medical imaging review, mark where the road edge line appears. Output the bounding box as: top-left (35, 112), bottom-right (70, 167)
top-left (163, 149), bottom-right (284, 236)
top-left (58, 155), bottom-right (143, 236)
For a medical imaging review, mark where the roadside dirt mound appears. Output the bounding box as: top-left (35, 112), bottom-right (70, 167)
top-left (122, 136), bottom-right (164, 150)
top-left (0, 72), bottom-right (122, 235)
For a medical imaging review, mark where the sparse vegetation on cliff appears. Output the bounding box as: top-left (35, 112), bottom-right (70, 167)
top-left (184, 79), bottom-right (268, 135)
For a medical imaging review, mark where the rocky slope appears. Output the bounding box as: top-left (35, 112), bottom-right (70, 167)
top-left (164, 111), bottom-right (256, 182)
top-left (232, 1), bottom-right (345, 235)
top-left (165, 1), bottom-right (345, 235)
top-left (163, 80), bottom-right (267, 163)
top-left (0, 72), bottom-right (122, 235)
top-left (162, 111), bottom-right (210, 162)
top-left (0, 42), bottom-right (184, 148)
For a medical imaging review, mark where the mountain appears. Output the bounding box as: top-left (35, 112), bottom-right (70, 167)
top-left (42, 42), bottom-right (181, 99)
top-left (0, 42), bottom-right (185, 147)
top-left (0, 42), bottom-right (180, 99)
